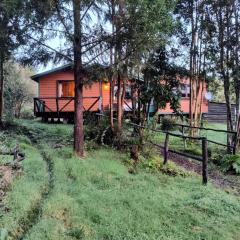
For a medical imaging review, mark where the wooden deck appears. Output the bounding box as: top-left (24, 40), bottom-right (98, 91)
top-left (34, 97), bottom-right (101, 121)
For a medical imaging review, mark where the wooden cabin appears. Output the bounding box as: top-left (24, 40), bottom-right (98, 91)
top-left (31, 64), bottom-right (208, 121)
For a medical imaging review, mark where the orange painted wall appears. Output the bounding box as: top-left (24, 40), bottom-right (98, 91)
top-left (39, 70), bottom-right (110, 112)
top-left (159, 76), bottom-right (208, 113)
top-left (37, 71), bottom-right (208, 113)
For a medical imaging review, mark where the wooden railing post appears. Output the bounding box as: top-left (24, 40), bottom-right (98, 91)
top-left (34, 99), bottom-right (36, 114)
top-left (202, 137), bottom-right (208, 185)
top-left (164, 133), bottom-right (169, 165)
top-left (56, 98), bottom-right (60, 120)
top-left (43, 101), bottom-right (46, 112)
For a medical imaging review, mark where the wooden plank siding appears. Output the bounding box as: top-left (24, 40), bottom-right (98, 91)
top-left (160, 98), bottom-right (208, 114)
top-left (158, 76), bottom-right (208, 114)
top-left (39, 71), bottom-right (110, 112)
top-left (35, 69), bottom-right (208, 116)
top-left (203, 102), bottom-right (236, 122)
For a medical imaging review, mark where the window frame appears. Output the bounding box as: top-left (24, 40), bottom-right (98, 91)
top-left (57, 80), bottom-right (75, 98)
top-left (181, 84), bottom-right (190, 99)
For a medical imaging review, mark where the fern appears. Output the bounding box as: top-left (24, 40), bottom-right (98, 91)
top-left (219, 154), bottom-right (240, 174)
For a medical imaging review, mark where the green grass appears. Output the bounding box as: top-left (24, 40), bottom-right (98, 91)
top-left (202, 122), bottom-right (227, 145)
top-left (24, 147), bottom-right (240, 240)
top-left (0, 120), bottom-right (240, 240)
top-left (0, 143), bottom-right (48, 239)
top-left (151, 122), bottom-right (229, 156)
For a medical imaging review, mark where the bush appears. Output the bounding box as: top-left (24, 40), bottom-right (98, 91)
top-left (160, 117), bottom-right (177, 131)
top-left (20, 109), bottom-right (35, 119)
top-left (219, 154), bottom-right (240, 174)
top-left (141, 155), bottom-right (190, 177)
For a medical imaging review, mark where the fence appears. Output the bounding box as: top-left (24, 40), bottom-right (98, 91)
top-left (96, 114), bottom-right (209, 185)
top-left (166, 122), bottom-right (237, 153)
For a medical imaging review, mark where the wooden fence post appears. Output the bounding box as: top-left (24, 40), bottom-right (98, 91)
top-left (202, 137), bottom-right (208, 185)
top-left (181, 126), bottom-right (187, 149)
top-left (164, 133), bottom-right (169, 165)
top-left (232, 132), bottom-right (237, 155)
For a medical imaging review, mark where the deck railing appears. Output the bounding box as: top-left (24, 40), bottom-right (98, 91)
top-left (34, 96), bottom-right (101, 115)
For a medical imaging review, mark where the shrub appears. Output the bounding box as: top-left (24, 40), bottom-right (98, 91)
top-left (20, 109), bottom-right (35, 119)
top-left (219, 154), bottom-right (240, 174)
top-left (160, 117), bottom-right (177, 131)
top-left (85, 118), bottom-right (107, 141)
top-left (142, 155), bottom-right (190, 177)
top-left (85, 140), bottom-right (100, 151)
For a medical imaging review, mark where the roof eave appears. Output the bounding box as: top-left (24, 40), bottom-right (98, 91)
top-left (31, 63), bottom-right (73, 82)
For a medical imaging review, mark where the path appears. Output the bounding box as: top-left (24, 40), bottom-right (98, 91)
top-left (161, 148), bottom-right (240, 195)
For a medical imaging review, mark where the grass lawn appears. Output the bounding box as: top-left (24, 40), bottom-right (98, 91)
top-left (0, 120), bottom-right (240, 240)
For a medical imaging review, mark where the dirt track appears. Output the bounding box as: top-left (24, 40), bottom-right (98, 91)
top-left (157, 148), bottom-right (240, 195)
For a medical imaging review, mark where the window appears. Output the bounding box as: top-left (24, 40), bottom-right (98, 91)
top-left (181, 84), bottom-right (190, 98)
top-left (125, 85), bottom-right (132, 100)
top-left (114, 85), bottom-right (132, 100)
top-left (58, 81), bottom-right (75, 97)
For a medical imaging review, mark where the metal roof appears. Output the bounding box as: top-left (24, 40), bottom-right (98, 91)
top-left (31, 63), bottom-right (144, 83)
top-left (31, 63), bottom-right (73, 82)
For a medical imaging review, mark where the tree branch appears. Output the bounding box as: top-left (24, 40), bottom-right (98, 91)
top-left (81, 1), bottom-right (95, 21)
top-left (26, 34), bottom-right (73, 61)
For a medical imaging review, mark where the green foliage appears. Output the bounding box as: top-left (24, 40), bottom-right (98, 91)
top-left (161, 117), bottom-right (177, 131)
top-left (84, 118), bottom-right (113, 145)
top-left (20, 109), bottom-right (35, 120)
top-left (21, 109), bottom-right (35, 120)
top-left (219, 154), bottom-right (240, 174)
top-left (140, 48), bottom-right (182, 118)
top-left (141, 154), bottom-right (191, 177)
top-left (84, 140), bottom-right (100, 151)
top-left (4, 62), bottom-right (36, 120)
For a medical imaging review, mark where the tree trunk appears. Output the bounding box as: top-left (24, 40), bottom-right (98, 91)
top-left (115, 0), bottom-right (125, 133)
top-left (116, 70), bottom-right (122, 132)
top-left (73, 0), bottom-right (84, 157)
top-left (110, 0), bottom-right (115, 129)
top-left (188, 1), bottom-right (205, 137)
top-left (189, 0), bottom-right (197, 136)
top-left (110, 76), bottom-right (114, 129)
top-left (217, 5), bottom-right (234, 153)
top-left (0, 56), bottom-right (4, 124)
top-left (234, 0), bottom-right (240, 151)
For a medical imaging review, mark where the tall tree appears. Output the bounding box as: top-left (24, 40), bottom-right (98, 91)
top-left (19, 0), bottom-right (110, 157)
top-left (203, 0), bottom-right (240, 151)
top-left (140, 47), bottom-right (183, 123)
top-left (174, 0), bottom-right (209, 136)
top-left (0, 0), bottom-right (22, 123)
top-left (0, 0), bottom-right (54, 123)
top-left (108, 0), bottom-right (176, 132)
top-left (73, 0), bottom-right (84, 156)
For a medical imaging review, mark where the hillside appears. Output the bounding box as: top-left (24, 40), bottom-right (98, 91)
top-left (0, 120), bottom-right (240, 240)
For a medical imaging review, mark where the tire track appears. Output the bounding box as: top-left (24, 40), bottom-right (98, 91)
top-left (15, 149), bottom-right (54, 240)
top-left (9, 128), bottom-right (55, 240)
